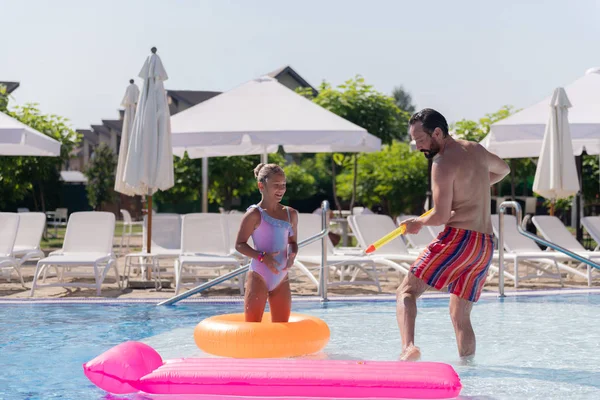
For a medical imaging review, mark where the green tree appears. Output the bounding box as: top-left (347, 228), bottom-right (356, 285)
top-left (0, 102), bottom-right (79, 211)
top-left (154, 154), bottom-right (204, 207)
top-left (0, 84), bottom-right (8, 112)
top-left (282, 161), bottom-right (317, 203)
top-left (451, 105), bottom-right (515, 142)
top-left (298, 76), bottom-right (409, 212)
top-left (154, 153), bottom-right (263, 212)
top-left (336, 141), bottom-right (428, 216)
top-left (155, 151), bottom-right (321, 212)
top-left (582, 155), bottom-right (600, 204)
top-left (208, 156), bottom-right (263, 210)
top-left (392, 85), bottom-right (416, 114)
top-left (284, 153), bottom-right (336, 212)
top-left (84, 143), bottom-right (117, 210)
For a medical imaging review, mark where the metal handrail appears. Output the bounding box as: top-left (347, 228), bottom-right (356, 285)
top-left (157, 200), bottom-right (331, 306)
top-left (319, 199), bottom-right (330, 300)
top-left (497, 201), bottom-right (600, 297)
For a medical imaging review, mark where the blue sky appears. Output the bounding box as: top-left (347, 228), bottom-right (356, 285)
top-left (1, 0), bottom-right (599, 130)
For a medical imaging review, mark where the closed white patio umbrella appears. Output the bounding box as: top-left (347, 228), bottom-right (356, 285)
top-left (118, 47), bottom-right (174, 257)
top-left (114, 79), bottom-right (140, 195)
top-left (532, 87), bottom-right (580, 215)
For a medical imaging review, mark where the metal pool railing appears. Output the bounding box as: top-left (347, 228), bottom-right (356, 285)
top-left (497, 201), bottom-right (600, 297)
top-left (157, 200), bottom-right (331, 306)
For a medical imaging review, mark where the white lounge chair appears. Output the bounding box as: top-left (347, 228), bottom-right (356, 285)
top-left (396, 214), bottom-right (438, 251)
top-left (142, 213), bottom-right (182, 257)
top-left (0, 213), bottom-right (24, 286)
top-left (175, 213), bottom-right (244, 295)
top-left (582, 216), bottom-right (600, 251)
top-left (30, 211), bottom-right (119, 296)
top-left (46, 207), bottom-right (68, 238)
top-left (119, 209), bottom-right (143, 255)
top-left (122, 213), bottom-right (181, 283)
top-left (13, 212), bottom-right (46, 265)
top-left (491, 214), bottom-right (577, 287)
top-left (224, 212), bottom-right (254, 258)
top-left (532, 215), bottom-right (599, 286)
top-left (296, 213), bottom-right (381, 292)
top-left (349, 214), bottom-right (418, 277)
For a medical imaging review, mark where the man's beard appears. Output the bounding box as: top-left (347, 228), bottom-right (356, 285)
top-left (421, 149), bottom-right (438, 159)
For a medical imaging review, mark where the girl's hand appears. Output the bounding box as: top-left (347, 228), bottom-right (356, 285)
top-left (262, 251), bottom-right (281, 274)
top-left (283, 252), bottom-right (297, 271)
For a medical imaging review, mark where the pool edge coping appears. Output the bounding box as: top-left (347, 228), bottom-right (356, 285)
top-left (2, 287), bottom-right (600, 304)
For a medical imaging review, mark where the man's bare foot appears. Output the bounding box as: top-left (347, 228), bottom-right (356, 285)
top-left (458, 354), bottom-right (475, 366)
top-left (399, 345), bottom-right (421, 361)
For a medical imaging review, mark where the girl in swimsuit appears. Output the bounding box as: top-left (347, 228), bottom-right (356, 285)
top-left (235, 163), bottom-right (299, 323)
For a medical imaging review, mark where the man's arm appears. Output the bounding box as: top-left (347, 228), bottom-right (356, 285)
top-left (417, 161), bottom-right (454, 226)
top-left (485, 146), bottom-right (510, 185)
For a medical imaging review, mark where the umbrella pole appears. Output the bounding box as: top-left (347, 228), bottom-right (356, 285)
top-left (550, 199), bottom-right (555, 216)
top-left (147, 193), bottom-right (153, 280)
top-left (202, 157), bottom-right (208, 213)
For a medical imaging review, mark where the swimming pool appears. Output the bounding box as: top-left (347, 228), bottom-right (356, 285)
top-left (1, 291), bottom-right (599, 400)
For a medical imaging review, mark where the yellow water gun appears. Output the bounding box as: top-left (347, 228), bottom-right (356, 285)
top-left (365, 208), bottom-right (435, 254)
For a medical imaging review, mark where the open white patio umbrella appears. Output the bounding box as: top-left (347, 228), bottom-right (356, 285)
top-left (119, 47), bottom-right (174, 257)
top-left (170, 76), bottom-right (381, 211)
top-left (114, 79), bottom-right (140, 195)
top-left (171, 76), bottom-right (380, 152)
top-left (0, 111), bottom-right (61, 156)
top-left (532, 87), bottom-right (580, 215)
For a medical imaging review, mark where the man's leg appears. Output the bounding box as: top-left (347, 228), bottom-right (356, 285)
top-left (396, 272), bottom-right (429, 361)
top-left (449, 294), bottom-right (475, 359)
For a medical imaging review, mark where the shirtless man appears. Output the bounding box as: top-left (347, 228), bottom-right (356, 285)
top-left (398, 108), bottom-right (510, 362)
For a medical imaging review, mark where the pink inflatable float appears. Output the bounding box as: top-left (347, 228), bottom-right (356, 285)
top-left (83, 341), bottom-right (462, 399)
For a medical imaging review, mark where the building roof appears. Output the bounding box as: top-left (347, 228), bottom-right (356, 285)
top-left (102, 119), bottom-right (123, 133)
top-left (91, 124), bottom-right (111, 139)
top-left (0, 81), bottom-right (20, 93)
top-left (167, 90), bottom-right (222, 107)
top-left (78, 66), bottom-right (315, 140)
top-left (76, 129), bottom-right (99, 145)
top-left (266, 65), bottom-right (317, 95)
top-left (167, 90), bottom-right (222, 115)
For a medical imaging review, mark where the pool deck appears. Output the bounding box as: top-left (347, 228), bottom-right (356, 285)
top-left (2, 234), bottom-right (599, 303)
top-left (2, 259), bottom-right (599, 305)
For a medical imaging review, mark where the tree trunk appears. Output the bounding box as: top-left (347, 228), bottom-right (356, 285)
top-left (32, 183), bottom-right (39, 211)
top-left (349, 154), bottom-right (358, 213)
top-left (331, 157), bottom-right (343, 217)
top-left (383, 199), bottom-right (390, 216)
top-left (225, 187), bottom-right (232, 211)
top-left (39, 182), bottom-right (46, 213)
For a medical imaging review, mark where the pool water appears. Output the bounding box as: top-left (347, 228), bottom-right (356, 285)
top-left (1, 293), bottom-right (599, 400)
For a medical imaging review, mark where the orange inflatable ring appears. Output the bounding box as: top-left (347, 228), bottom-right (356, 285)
top-left (194, 312), bottom-right (330, 358)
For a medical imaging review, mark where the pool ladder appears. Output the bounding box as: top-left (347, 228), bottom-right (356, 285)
top-left (497, 201), bottom-right (600, 297)
top-left (158, 201), bottom-right (331, 306)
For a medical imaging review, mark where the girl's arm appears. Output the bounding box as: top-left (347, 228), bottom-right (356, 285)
top-left (285, 208), bottom-right (299, 270)
top-left (235, 209), bottom-right (262, 259)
